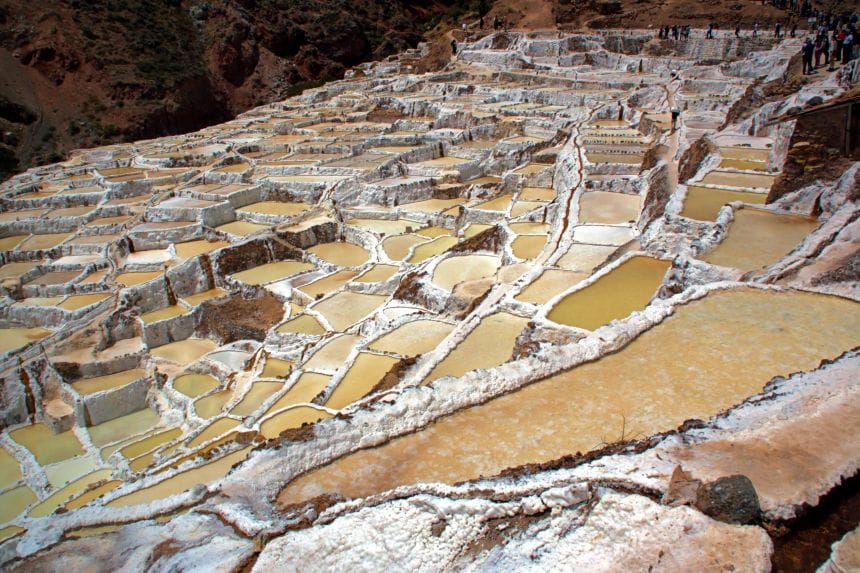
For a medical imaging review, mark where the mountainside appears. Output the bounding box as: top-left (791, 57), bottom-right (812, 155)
top-left (0, 0), bottom-right (449, 178)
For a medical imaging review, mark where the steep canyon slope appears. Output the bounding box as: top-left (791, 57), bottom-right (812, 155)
top-left (0, 0), bottom-right (449, 178)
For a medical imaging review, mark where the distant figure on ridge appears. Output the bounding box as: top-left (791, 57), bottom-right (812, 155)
top-left (706, 23), bottom-right (714, 39)
top-left (775, 22), bottom-right (782, 38)
top-left (736, 23), bottom-right (741, 37)
top-left (670, 107), bottom-right (680, 131)
top-left (451, 38), bottom-right (458, 56)
top-left (753, 21), bottom-right (759, 37)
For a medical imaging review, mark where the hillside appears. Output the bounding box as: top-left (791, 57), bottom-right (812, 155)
top-left (0, 0), bottom-right (449, 178)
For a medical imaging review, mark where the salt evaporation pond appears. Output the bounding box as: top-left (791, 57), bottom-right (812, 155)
top-left (308, 242), bottom-right (370, 267)
top-left (701, 209), bottom-right (818, 272)
top-left (682, 185), bottom-right (767, 221)
top-left (577, 191), bottom-right (640, 224)
top-left (278, 288), bottom-right (860, 506)
top-left (423, 312), bottom-right (530, 384)
top-left (432, 255), bottom-right (501, 291)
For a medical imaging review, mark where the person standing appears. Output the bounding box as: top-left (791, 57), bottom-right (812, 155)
top-left (791, 22), bottom-right (798, 37)
top-left (753, 21), bottom-right (759, 37)
top-left (736, 22), bottom-right (741, 37)
top-left (843, 28), bottom-right (854, 63)
top-left (814, 34), bottom-right (823, 67)
top-left (802, 37), bottom-right (814, 73)
top-left (707, 23), bottom-right (714, 38)
top-left (451, 38), bottom-right (458, 56)
top-left (828, 30), bottom-right (839, 70)
top-left (776, 22), bottom-right (782, 38)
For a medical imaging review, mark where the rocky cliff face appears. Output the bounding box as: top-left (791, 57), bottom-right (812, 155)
top-left (0, 0), bottom-right (447, 178)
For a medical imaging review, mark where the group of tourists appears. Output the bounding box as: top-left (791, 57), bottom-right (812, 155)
top-left (802, 23), bottom-right (856, 74)
top-left (658, 25), bottom-right (691, 40)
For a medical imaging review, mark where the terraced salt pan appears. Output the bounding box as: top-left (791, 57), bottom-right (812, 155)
top-left (231, 382), bottom-right (283, 416)
top-left (173, 374), bottom-right (220, 398)
top-left (511, 201), bottom-right (545, 217)
top-left (475, 195), bottom-right (514, 212)
top-left (115, 271), bottom-right (162, 287)
top-left (88, 409), bottom-right (159, 448)
top-left (276, 314), bottom-right (326, 335)
top-left (303, 334), bottom-right (362, 372)
top-left (187, 419), bottom-right (240, 448)
top-left (515, 269), bottom-right (588, 305)
top-left (577, 191), bottom-right (640, 224)
top-left (125, 249), bottom-right (172, 265)
top-left (382, 234), bottom-right (428, 261)
top-left (140, 305), bottom-right (189, 324)
top-left (260, 407), bottom-right (332, 440)
top-left (464, 224), bottom-right (492, 238)
top-left (0, 235), bottom-right (29, 251)
top-left (369, 320), bottom-right (455, 357)
top-left (150, 338), bottom-right (217, 365)
top-left (297, 271), bottom-right (359, 298)
top-left (278, 289), bottom-right (860, 506)
top-left (520, 187), bottom-right (556, 201)
top-left (107, 447), bottom-right (252, 508)
top-left (682, 186), bottom-right (767, 221)
top-left (0, 327), bottom-right (52, 354)
top-left (511, 235), bottom-right (547, 260)
top-left (354, 264), bottom-right (398, 283)
top-left (312, 292), bottom-right (387, 331)
top-left (0, 262), bottom-right (38, 280)
top-left (260, 357), bottom-right (292, 378)
top-left (571, 225), bottom-right (635, 246)
top-left (585, 152), bottom-right (644, 165)
top-left (432, 255), bottom-right (501, 291)
top-left (0, 486), bottom-right (36, 525)
top-left (181, 288), bottom-right (226, 307)
top-left (345, 219), bottom-right (420, 235)
top-left (25, 271), bottom-right (80, 286)
top-left (556, 243), bottom-right (617, 272)
top-left (19, 233), bottom-right (73, 251)
top-left (0, 447), bottom-right (21, 490)
top-left (230, 261), bottom-right (313, 285)
top-left (308, 242), bottom-right (369, 267)
top-left (44, 456), bottom-right (98, 488)
top-left (238, 201), bottom-right (309, 218)
top-left (121, 428), bottom-right (183, 461)
top-left (262, 373), bottom-right (331, 416)
top-left (509, 222), bottom-right (550, 235)
top-left (548, 256), bottom-right (670, 330)
top-left (699, 171), bottom-right (776, 190)
top-left (209, 349), bottom-right (251, 370)
top-left (702, 209), bottom-right (818, 272)
top-left (72, 368), bottom-right (146, 395)
top-left (174, 239), bottom-right (230, 259)
top-left (59, 294), bottom-right (110, 311)
top-left (28, 469), bottom-right (113, 518)
top-left (408, 236), bottom-right (458, 263)
top-left (195, 389), bottom-right (234, 419)
top-left (64, 480), bottom-right (122, 511)
top-left (401, 198), bottom-right (465, 214)
top-left (423, 313), bottom-right (530, 385)
top-left (416, 226), bottom-right (451, 238)
top-left (215, 221), bottom-right (270, 236)
top-left (10, 423), bottom-right (84, 465)
top-left (325, 353), bottom-right (399, 410)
